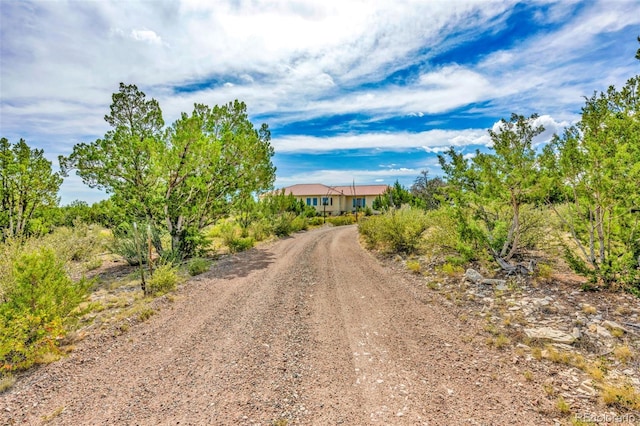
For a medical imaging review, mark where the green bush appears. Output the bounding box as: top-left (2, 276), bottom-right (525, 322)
top-left (147, 264), bottom-right (179, 295)
top-left (249, 219), bottom-right (272, 241)
top-left (291, 216), bottom-right (308, 232)
top-left (228, 237), bottom-right (255, 253)
top-left (109, 223), bottom-right (161, 266)
top-left (187, 257), bottom-right (210, 276)
top-left (272, 212), bottom-right (296, 237)
top-left (0, 248), bottom-right (89, 372)
top-left (308, 216), bottom-right (325, 226)
top-left (327, 215), bottom-right (356, 226)
top-left (358, 207), bottom-right (429, 254)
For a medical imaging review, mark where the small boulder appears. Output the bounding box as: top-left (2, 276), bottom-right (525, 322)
top-left (465, 268), bottom-right (483, 284)
top-left (524, 327), bottom-right (576, 344)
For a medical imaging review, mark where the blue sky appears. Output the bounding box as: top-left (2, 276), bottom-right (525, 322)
top-left (1, 0), bottom-right (639, 205)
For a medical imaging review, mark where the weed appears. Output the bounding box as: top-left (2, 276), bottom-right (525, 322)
top-left (0, 374), bottom-right (16, 393)
top-left (147, 264), bottom-right (179, 295)
top-left (610, 327), bottom-right (625, 338)
top-left (556, 396), bottom-right (571, 415)
top-left (582, 304), bottom-right (597, 315)
top-left (536, 263), bottom-right (553, 280)
top-left (187, 257), bottom-right (210, 276)
top-left (586, 362), bottom-right (606, 381)
top-left (543, 382), bottom-right (556, 396)
top-left (601, 383), bottom-right (640, 410)
top-left (531, 347), bottom-right (543, 360)
top-left (439, 262), bottom-right (463, 276)
top-left (426, 281), bottom-right (440, 290)
top-left (613, 345), bottom-right (633, 364)
top-left (483, 322), bottom-right (499, 336)
top-left (494, 334), bottom-right (510, 349)
top-left (406, 260), bottom-right (421, 274)
top-left (135, 306), bottom-right (155, 322)
top-left (523, 370), bottom-right (534, 381)
top-left (41, 406), bottom-right (65, 422)
top-left (84, 257), bottom-right (103, 271)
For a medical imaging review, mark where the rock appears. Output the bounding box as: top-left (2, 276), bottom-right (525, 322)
top-left (594, 325), bottom-right (612, 338)
top-left (480, 278), bottom-right (508, 290)
top-left (602, 320), bottom-right (627, 333)
top-left (524, 327), bottom-right (576, 344)
top-left (571, 327), bottom-right (581, 339)
top-left (465, 269), bottom-right (483, 284)
top-left (577, 380), bottom-right (596, 396)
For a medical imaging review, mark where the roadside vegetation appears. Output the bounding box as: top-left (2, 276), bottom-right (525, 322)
top-left (361, 74), bottom-right (640, 294)
top-left (0, 84), bottom-right (359, 386)
top-left (359, 71), bottom-right (640, 420)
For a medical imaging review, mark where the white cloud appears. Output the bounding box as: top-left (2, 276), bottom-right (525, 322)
top-left (272, 128), bottom-right (491, 153)
top-left (275, 167), bottom-right (419, 188)
top-left (130, 28), bottom-right (162, 44)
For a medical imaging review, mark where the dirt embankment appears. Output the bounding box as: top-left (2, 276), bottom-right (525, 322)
top-left (3, 226), bottom-right (558, 425)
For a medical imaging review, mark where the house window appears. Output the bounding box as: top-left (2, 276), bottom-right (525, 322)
top-left (322, 197), bottom-right (332, 206)
top-left (306, 198), bottom-right (311, 206)
top-left (312, 197), bottom-right (318, 206)
top-left (353, 198), bottom-right (366, 208)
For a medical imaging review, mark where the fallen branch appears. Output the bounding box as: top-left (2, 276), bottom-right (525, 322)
top-left (491, 249), bottom-right (535, 276)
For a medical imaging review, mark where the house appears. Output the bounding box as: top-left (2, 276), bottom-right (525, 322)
top-left (281, 183), bottom-right (389, 215)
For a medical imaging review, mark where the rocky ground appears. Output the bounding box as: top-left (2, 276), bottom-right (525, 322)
top-left (1, 225), bottom-right (639, 425)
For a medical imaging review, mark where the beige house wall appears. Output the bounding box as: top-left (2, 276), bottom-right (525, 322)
top-left (296, 196), bottom-right (344, 215)
top-left (295, 194), bottom-right (382, 215)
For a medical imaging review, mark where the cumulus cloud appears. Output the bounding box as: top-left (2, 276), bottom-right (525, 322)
top-left (1, 0), bottom-right (637, 202)
top-left (272, 128), bottom-right (490, 153)
top-left (130, 28), bottom-right (162, 44)
top-left (274, 167), bottom-right (420, 188)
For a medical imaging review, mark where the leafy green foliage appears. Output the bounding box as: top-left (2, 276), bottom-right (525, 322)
top-left (439, 113), bottom-right (544, 261)
top-left (0, 248), bottom-right (89, 371)
top-left (326, 215), bottom-right (356, 226)
top-left (372, 180), bottom-right (424, 211)
top-left (359, 207), bottom-right (429, 254)
top-left (109, 222), bottom-right (160, 266)
top-left (146, 263), bottom-right (179, 295)
top-left (228, 237), bottom-right (255, 253)
top-left (540, 76), bottom-right (640, 289)
top-left (410, 170), bottom-right (446, 210)
top-left (187, 258), bottom-right (210, 276)
top-left (60, 84), bottom-right (276, 259)
top-left (0, 138), bottom-right (63, 239)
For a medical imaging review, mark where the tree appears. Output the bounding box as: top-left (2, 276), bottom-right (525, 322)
top-left (61, 84), bottom-right (276, 257)
top-left (0, 138), bottom-right (63, 239)
top-left (484, 113), bottom-right (544, 259)
top-left (540, 76), bottom-right (640, 287)
top-left (439, 114), bottom-right (544, 260)
top-left (60, 83), bottom-right (164, 228)
top-left (636, 35), bottom-right (640, 61)
top-left (160, 101), bottom-right (275, 255)
top-left (410, 170), bottom-right (445, 210)
top-left (373, 180), bottom-right (416, 211)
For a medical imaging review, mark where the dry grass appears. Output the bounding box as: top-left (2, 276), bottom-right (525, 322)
top-left (0, 374), bottom-right (16, 393)
top-left (613, 345), bottom-right (634, 364)
top-left (582, 304), bottom-right (597, 315)
top-left (601, 383), bottom-right (640, 410)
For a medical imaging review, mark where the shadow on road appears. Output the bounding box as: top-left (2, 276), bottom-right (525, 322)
top-left (210, 247), bottom-right (276, 280)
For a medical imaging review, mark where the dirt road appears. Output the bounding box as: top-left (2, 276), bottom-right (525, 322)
top-left (2, 225), bottom-right (553, 425)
